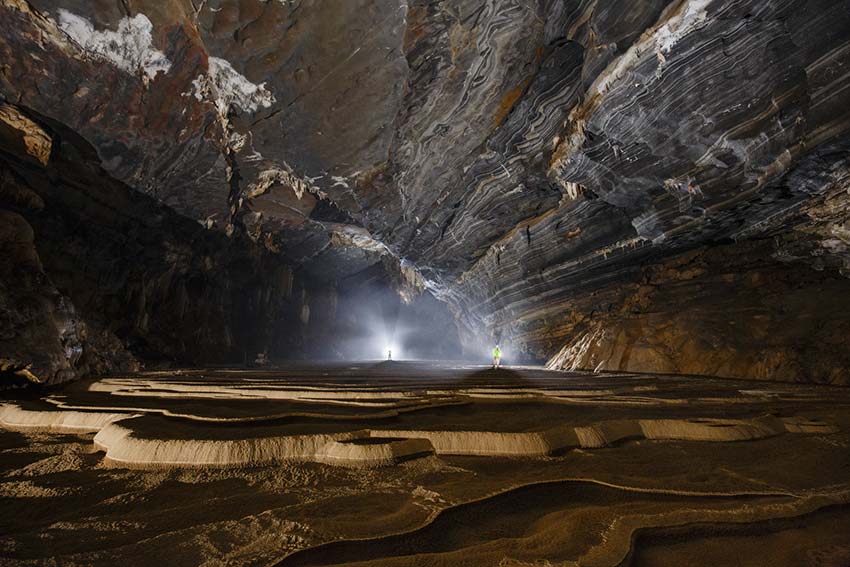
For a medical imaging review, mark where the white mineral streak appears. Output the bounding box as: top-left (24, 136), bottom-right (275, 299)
top-left (591, 0), bottom-right (713, 97)
top-left (330, 226), bottom-right (389, 255)
top-left (562, 181), bottom-right (583, 200)
top-left (551, 0), bottom-right (713, 171)
top-left (656, 0), bottom-right (713, 54)
top-left (190, 56), bottom-right (275, 114)
top-left (330, 175), bottom-right (350, 189)
top-left (546, 326), bottom-right (606, 371)
top-left (56, 10), bottom-right (171, 80)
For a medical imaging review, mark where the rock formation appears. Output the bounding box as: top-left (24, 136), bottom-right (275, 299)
top-left (2, 0), bottom-right (850, 383)
top-left (1, 367), bottom-right (838, 467)
top-left (0, 103), bottom-right (303, 383)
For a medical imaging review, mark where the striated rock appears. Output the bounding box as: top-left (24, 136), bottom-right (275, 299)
top-left (545, 240), bottom-right (850, 383)
top-left (2, 0), bottom-right (850, 382)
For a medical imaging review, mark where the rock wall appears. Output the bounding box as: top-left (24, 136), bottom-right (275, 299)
top-left (544, 240), bottom-right (850, 384)
top-left (449, 138), bottom-right (850, 383)
top-left (0, 210), bottom-right (86, 384)
top-left (2, 1), bottom-right (850, 383)
top-left (0, 104), bottom-right (305, 385)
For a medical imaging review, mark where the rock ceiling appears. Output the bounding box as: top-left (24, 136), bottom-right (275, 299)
top-left (2, 0), bottom-right (850, 377)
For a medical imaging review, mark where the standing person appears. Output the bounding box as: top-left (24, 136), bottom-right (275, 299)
top-left (492, 345), bottom-right (502, 369)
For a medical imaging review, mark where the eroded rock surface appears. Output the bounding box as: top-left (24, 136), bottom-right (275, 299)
top-left (0, 107), bottom-right (306, 383)
top-left (2, 0), bottom-right (850, 382)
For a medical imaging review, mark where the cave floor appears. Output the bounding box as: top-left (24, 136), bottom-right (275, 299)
top-left (1, 362), bottom-right (849, 566)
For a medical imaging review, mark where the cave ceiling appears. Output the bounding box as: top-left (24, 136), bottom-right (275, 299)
top-left (2, 0), bottom-right (850, 328)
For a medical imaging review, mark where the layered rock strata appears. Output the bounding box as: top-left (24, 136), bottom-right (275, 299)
top-left (2, 1), bottom-right (850, 382)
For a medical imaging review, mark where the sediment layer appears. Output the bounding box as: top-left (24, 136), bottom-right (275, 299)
top-left (1, 365), bottom-right (840, 468)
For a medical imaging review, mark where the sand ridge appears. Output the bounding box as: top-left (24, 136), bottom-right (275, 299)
top-left (0, 376), bottom-right (838, 468)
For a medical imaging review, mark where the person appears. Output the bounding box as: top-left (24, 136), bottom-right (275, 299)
top-left (492, 345), bottom-right (502, 369)
top-left (387, 348), bottom-right (392, 361)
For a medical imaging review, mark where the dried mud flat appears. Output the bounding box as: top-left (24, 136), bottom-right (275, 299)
top-left (1, 362), bottom-right (849, 566)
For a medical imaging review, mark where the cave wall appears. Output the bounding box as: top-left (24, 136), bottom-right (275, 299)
top-left (447, 140), bottom-right (850, 384)
top-left (386, 0), bottom-right (850, 381)
top-left (0, 104), bottom-right (306, 384)
top-left (0, 209), bottom-right (88, 384)
top-left (2, 1), bottom-right (850, 383)
top-left (544, 239), bottom-right (850, 384)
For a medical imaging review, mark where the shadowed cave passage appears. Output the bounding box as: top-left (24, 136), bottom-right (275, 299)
top-left (2, 1), bottom-right (850, 566)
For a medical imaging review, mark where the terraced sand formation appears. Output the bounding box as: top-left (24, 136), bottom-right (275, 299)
top-left (1, 362), bottom-right (849, 566)
top-left (1, 364), bottom-right (838, 468)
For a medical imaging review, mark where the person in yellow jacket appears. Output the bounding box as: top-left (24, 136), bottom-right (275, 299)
top-left (492, 345), bottom-right (502, 369)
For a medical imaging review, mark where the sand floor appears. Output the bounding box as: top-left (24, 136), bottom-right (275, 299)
top-left (1, 362), bottom-right (849, 566)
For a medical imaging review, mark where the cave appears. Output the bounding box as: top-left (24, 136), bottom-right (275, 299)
top-left (1, 1), bottom-right (850, 565)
